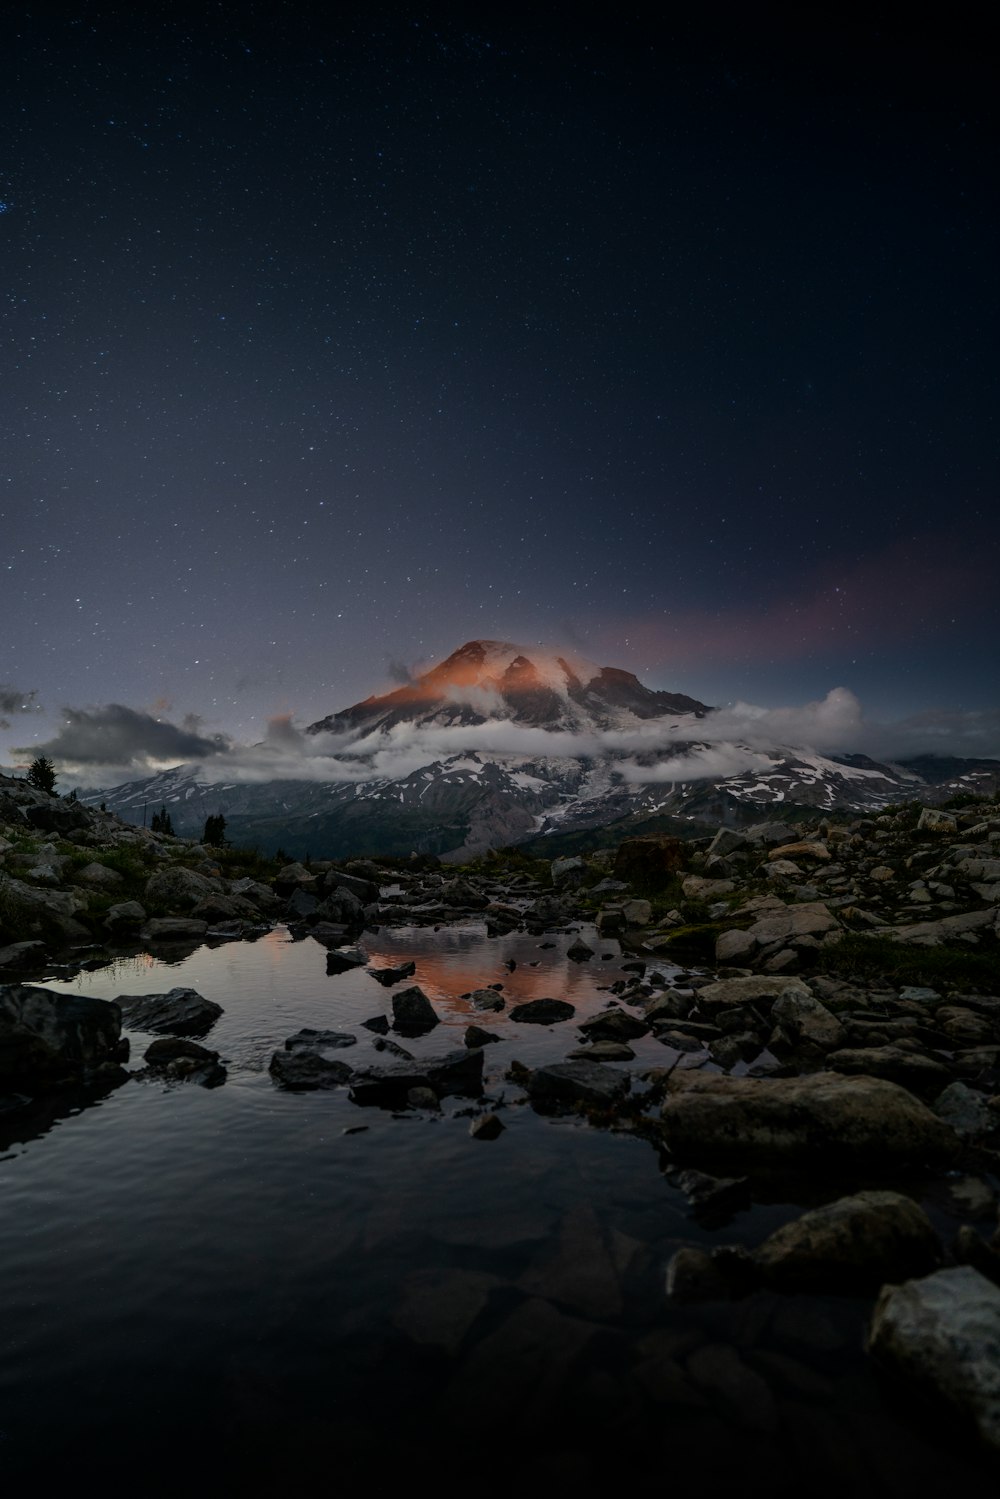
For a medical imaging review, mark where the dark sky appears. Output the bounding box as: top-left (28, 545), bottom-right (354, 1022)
top-left (3, 5), bottom-right (998, 773)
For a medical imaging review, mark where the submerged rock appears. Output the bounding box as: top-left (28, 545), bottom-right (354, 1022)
top-left (367, 961), bottom-right (417, 986)
top-left (269, 1049), bottom-right (354, 1090)
top-left (116, 987), bottom-right (223, 1037)
top-left (144, 1037), bottom-right (226, 1087)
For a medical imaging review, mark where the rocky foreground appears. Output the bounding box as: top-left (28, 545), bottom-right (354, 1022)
top-left (3, 770), bottom-right (1000, 1458)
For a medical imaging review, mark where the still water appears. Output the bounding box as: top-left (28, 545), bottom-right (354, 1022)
top-left (1, 925), bottom-right (995, 1495)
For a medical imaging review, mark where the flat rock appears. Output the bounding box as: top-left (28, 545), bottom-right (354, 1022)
top-left (116, 987), bottom-right (222, 1037)
top-left (525, 1059), bottom-right (630, 1110)
top-left (324, 944), bottom-right (368, 972)
top-left (755, 1190), bottom-right (940, 1290)
top-left (283, 1027), bottom-right (357, 1052)
top-left (367, 961), bottom-right (416, 986)
top-left (577, 1007), bottom-right (648, 1042)
top-left (509, 998), bottom-right (575, 1024)
top-left (695, 975), bottom-right (812, 1013)
top-left (139, 917), bottom-right (209, 942)
top-left (660, 1071), bottom-right (959, 1165)
top-left (869, 1266), bottom-right (1000, 1452)
top-left (468, 988), bottom-right (506, 1012)
top-left (826, 1045), bottom-right (953, 1093)
top-left (349, 1047), bottom-right (484, 1107)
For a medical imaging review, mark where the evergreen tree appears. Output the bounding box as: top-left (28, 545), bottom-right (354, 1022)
top-left (202, 813), bottom-right (227, 846)
top-left (151, 805), bottom-right (175, 836)
top-left (25, 756), bottom-right (57, 794)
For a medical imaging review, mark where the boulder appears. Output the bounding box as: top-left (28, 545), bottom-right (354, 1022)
top-left (144, 1037), bottom-right (225, 1087)
top-left (269, 1048), bottom-right (354, 1090)
top-left (577, 1007), bottom-right (648, 1042)
top-left (660, 1072), bottom-right (959, 1165)
top-left (768, 841), bottom-right (832, 863)
top-left (754, 1190), bottom-right (940, 1290)
top-left (116, 987), bottom-right (222, 1037)
top-left (916, 808), bottom-right (958, 834)
top-left (143, 865), bottom-right (221, 910)
top-left (71, 862), bottom-right (124, 889)
top-left (525, 1059), bottom-right (630, 1110)
top-left (694, 975), bottom-right (812, 1013)
top-left (391, 985), bottom-right (439, 1035)
top-left (283, 1027), bottom-right (357, 1052)
top-left (0, 983), bottom-right (122, 1082)
top-left (934, 1081), bottom-right (995, 1141)
top-left (104, 900), bottom-right (147, 932)
top-left (826, 1046), bottom-right (953, 1094)
top-left (566, 939), bottom-right (594, 962)
top-left (550, 856), bottom-right (586, 887)
top-left (349, 1048), bottom-right (484, 1107)
top-left (0, 941), bottom-right (47, 971)
top-left (469, 988), bottom-right (506, 1012)
top-left (139, 918), bottom-right (208, 942)
top-left (869, 1266), bottom-right (1000, 1452)
top-left (770, 991), bottom-right (847, 1051)
top-left (622, 899), bottom-right (653, 927)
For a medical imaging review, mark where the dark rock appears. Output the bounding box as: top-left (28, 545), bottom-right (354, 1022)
top-left (470, 1112), bottom-right (505, 1140)
top-left (525, 1059), bottom-right (630, 1110)
top-left (566, 939), bottom-right (594, 962)
top-left (0, 983), bottom-right (122, 1082)
top-left (350, 1048), bottom-right (484, 1107)
top-left (144, 1036), bottom-right (226, 1087)
top-left (116, 987), bottom-right (222, 1037)
top-left (465, 1024), bottom-right (500, 1048)
top-left (755, 1190), bottom-right (940, 1290)
top-left (139, 918), bottom-right (209, 942)
top-left (469, 988), bottom-right (506, 1012)
top-left (614, 836), bottom-right (685, 881)
top-left (509, 998), bottom-right (575, 1025)
top-left (361, 1015), bottom-right (390, 1034)
top-left (577, 1007), bottom-right (648, 1042)
top-left (391, 985), bottom-right (439, 1035)
top-left (324, 944), bottom-right (368, 973)
top-left (0, 941), bottom-right (48, 971)
top-left (367, 961), bottom-right (416, 986)
top-left (269, 1048), bottom-right (354, 1090)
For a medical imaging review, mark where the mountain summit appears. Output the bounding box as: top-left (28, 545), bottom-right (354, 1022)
top-left (306, 639), bottom-right (710, 737)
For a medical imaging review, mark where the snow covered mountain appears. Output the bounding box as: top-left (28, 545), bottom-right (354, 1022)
top-left (83, 640), bottom-right (1000, 859)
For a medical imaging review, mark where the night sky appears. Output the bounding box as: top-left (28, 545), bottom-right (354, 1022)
top-left (3, 7), bottom-right (998, 778)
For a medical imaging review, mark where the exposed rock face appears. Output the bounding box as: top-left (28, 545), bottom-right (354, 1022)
top-left (869, 1267), bottom-right (1000, 1452)
top-left (660, 1073), bottom-right (960, 1166)
top-left (116, 988), bottom-right (222, 1037)
top-left (754, 1191), bottom-right (940, 1290)
top-left (0, 983), bottom-right (123, 1082)
top-left (144, 865), bottom-right (222, 909)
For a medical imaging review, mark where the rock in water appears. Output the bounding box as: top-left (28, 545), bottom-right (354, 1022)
top-left (391, 985), bottom-right (439, 1035)
top-left (869, 1266), bottom-right (1000, 1452)
top-left (116, 988), bottom-right (223, 1037)
top-left (508, 998), bottom-right (575, 1024)
top-left (0, 983), bottom-right (122, 1082)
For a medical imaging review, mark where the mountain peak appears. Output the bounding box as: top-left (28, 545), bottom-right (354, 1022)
top-left (305, 639), bottom-right (710, 737)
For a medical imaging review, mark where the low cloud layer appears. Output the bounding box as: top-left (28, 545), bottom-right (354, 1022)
top-left (0, 686), bottom-right (41, 731)
top-left (14, 704), bottom-right (231, 771)
top-left (9, 685), bottom-right (998, 791)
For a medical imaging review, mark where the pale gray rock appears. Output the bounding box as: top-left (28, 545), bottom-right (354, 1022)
top-left (771, 991), bottom-right (847, 1051)
top-left (695, 975), bottom-right (812, 1013)
top-left (869, 1266), bottom-right (1000, 1452)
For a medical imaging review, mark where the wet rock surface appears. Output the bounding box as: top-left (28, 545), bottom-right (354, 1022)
top-left (116, 987), bottom-right (223, 1036)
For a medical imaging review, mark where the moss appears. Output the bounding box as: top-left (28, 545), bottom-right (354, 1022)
top-left (818, 933), bottom-right (1000, 991)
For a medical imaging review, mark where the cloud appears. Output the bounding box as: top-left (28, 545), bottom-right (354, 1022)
top-left (0, 686), bottom-right (41, 730)
top-left (10, 683), bottom-right (998, 792)
top-left (15, 704), bottom-right (231, 773)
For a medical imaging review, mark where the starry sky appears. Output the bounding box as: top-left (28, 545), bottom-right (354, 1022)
top-left (3, 6), bottom-right (998, 775)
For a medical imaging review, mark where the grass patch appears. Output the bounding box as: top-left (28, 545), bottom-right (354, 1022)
top-left (819, 933), bottom-right (1000, 992)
